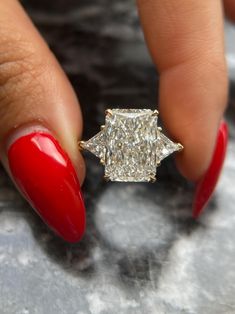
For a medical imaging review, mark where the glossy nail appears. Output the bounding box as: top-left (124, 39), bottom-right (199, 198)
top-left (7, 131), bottom-right (86, 242)
top-left (192, 121), bottom-right (228, 218)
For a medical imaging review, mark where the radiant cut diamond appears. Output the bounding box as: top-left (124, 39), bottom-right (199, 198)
top-left (105, 109), bottom-right (157, 182)
top-left (81, 109), bottom-right (183, 182)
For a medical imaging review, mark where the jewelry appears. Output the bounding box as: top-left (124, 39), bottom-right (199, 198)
top-left (79, 109), bottom-right (183, 182)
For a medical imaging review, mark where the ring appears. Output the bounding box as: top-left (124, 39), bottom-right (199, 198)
top-left (79, 109), bottom-right (183, 182)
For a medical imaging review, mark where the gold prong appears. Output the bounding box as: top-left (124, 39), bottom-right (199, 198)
top-left (105, 109), bottom-right (113, 117)
top-left (78, 141), bottom-right (85, 150)
top-left (152, 110), bottom-right (159, 116)
top-left (156, 161), bottom-right (161, 167)
top-left (157, 127), bottom-right (162, 132)
top-left (177, 143), bottom-right (184, 151)
top-left (100, 158), bottom-right (105, 165)
top-left (100, 125), bottom-right (105, 130)
top-left (104, 175), bottom-right (110, 182)
top-left (149, 175), bottom-right (156, 183)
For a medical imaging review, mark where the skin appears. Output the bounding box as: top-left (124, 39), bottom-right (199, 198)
top-left (0, 0), bottom-right (233, 186)
top-left (137, 0), bottom-right (228, 180)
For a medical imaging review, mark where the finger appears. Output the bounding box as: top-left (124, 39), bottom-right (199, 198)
top-left (224, 0), bottom-right (235, 21)
top-left (136, 0), bottom-right (228, 181)
top-left (0, 0), bottom-right (85, 242)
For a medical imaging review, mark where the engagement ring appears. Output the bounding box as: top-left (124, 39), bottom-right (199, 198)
top-left (79, 109), bottom-right (183, 182)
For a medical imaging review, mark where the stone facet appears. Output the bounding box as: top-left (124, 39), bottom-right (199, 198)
top-left (80, 131), bottom-right (106, 160)
top-left (81, 109), bottom-right (182, 182)
top-left (105, 109), bottom-right (158, 182)
top-left (156, 132), bottom-right (181, 163)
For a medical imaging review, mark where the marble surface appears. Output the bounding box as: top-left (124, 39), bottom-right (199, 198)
top-left (0, 1), bottom-right (235, 313)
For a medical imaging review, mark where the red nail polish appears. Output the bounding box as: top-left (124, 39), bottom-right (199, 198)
top-left (192, 121), bottom-right (228, 218)
top-left (8, 132), bottom-right (86, 242)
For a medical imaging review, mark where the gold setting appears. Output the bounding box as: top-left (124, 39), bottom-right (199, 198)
top-left (105, 109), bottom-right (113, 117)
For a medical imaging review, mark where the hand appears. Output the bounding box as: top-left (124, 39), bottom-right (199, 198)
top-left (0, 0), bottom-right (229, 242)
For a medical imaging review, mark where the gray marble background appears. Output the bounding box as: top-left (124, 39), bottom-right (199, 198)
top-left (0, 1), bottom-right (235, 313)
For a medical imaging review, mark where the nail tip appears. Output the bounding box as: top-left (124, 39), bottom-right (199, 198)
top-left (192, 205), bottom-right (204, 219)
top-left (63, 232), bottom-right (85, 243)
top-left (191, 120), bottom-right (229, 218)
top-left (57, 209), bottom-right (86, 243)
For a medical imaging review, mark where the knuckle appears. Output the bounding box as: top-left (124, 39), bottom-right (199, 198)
top-left (207, 57), bottom-right (228, 84)
top-left (0, 34), bottom-right (46, 128)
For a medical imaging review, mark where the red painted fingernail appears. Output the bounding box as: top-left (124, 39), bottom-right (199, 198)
top-left (7, 131), bottom-right (86, 242)
top-left (192, 121), bottom-right (228, 218)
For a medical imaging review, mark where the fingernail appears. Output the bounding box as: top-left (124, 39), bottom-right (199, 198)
top-left (192, 121), bottom-right (228, 218)
top-left (7, 129), bottom-right (86, 242)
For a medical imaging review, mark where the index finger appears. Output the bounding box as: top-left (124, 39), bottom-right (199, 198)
top-left (136, 0), bottom-right (228, 181)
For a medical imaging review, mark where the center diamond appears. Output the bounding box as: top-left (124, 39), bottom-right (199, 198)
top-left (105, 109), bottom-right (157, 181)
top-left (81, 108), bottom-right (182, 182)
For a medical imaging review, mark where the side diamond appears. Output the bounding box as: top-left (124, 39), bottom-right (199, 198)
top-left (156, 132), bottom-right (181, 163)
top-left (81, 131), bottom-right (106, 160)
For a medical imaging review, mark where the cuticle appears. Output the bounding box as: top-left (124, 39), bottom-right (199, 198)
top-left (3, 119), bottom-right (56, 153)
